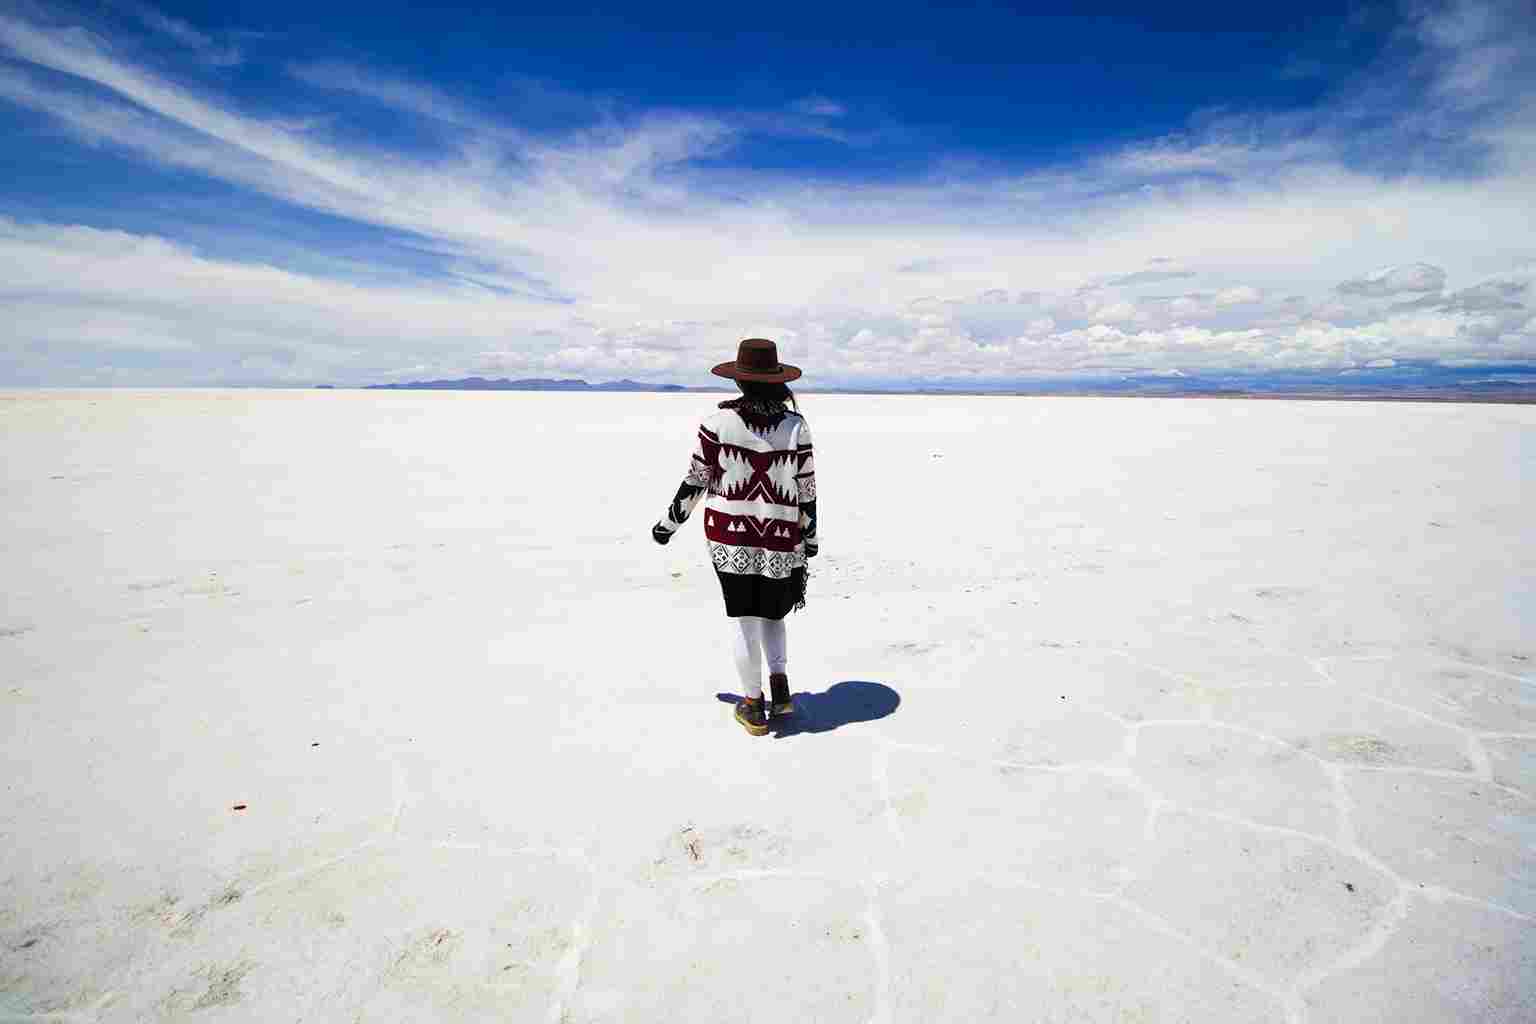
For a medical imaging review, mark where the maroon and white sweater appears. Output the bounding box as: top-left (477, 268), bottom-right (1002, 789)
top-left (654, 404), bottom-right (817, 577)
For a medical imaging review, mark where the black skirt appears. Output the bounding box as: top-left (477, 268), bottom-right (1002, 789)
top-left (716, 567), bottom-right (807, 620)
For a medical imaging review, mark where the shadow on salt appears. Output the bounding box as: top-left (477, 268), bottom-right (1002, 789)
top-left (715, 680), bottom-right (901, 737)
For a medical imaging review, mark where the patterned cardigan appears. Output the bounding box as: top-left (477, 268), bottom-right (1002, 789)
top-left (652, 406), bottom-right (818, 576)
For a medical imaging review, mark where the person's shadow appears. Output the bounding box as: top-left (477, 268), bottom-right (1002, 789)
top-left (715, 681), bottom-right (900, 737)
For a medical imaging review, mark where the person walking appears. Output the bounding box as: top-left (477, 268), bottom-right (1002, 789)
top-left (652, 339), bottom-right (818, 736)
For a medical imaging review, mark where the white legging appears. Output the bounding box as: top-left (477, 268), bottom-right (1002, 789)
top-left (733, 616), bottom-right (787, 699)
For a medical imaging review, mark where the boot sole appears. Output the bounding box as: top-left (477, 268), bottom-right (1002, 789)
top-left (735, 702), bottom-right (770, 735)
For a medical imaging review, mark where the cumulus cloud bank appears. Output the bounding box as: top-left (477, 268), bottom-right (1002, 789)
top-left (0, 1), bottom-right (1534, 385)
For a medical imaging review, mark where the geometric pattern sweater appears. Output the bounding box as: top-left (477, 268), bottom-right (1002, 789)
top-left (654, 404), bottom-right (817, 580)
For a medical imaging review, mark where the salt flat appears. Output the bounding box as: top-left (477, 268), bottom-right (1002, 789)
top-left (2, 389), bottom-right (1533, 1023)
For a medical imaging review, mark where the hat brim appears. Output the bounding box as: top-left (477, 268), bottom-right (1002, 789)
top-left (710, 360), bottom-right (802, 383)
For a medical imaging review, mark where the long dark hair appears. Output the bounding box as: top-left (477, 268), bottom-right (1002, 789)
top-left (727, 378), bottom-right (798, 411)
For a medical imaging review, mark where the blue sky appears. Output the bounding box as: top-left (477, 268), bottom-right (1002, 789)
top-left (0, 1), bottom-right (1533, 386)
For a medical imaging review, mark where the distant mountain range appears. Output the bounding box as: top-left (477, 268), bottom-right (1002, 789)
top-left (835, 362), bottom-right (1536, 400)
top-left (360, 377), bottom-right (698, 392)
top-left (335, 361), bottom-right (1536, 401)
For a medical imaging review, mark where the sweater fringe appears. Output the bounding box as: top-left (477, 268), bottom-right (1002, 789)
top-left (790, 564), bottom-right (808, 612)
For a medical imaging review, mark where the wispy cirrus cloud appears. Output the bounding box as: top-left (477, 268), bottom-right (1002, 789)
top-left (122, 1), bottom-right (241, 66)
top-left (790, 95), bottom-right (846, 118)
top-left (286, 61), bottom-right (484, 128)
top-left (0, 1), bottom-right (1533, 385)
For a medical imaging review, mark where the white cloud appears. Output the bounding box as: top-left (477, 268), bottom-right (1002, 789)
top-left (0, 2), bottom-right (1533, 384)
top-left (1337, 263), bottom-right (1449, 296)
top-left (1091, 301), bottom-right (1144, 324)
top-left (288, 62), bottom-right (479, 126)
top-left (125, 3), bottom-right (241, 66)
top-left (1214, 286), bottom-right (1264, 306)
top-left (1105, 269), bottom-right (1197, 287)
top-left (790, 96), bottom-right (845, 118)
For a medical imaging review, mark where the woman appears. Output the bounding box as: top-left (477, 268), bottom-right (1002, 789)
top-left (651, 338), bottom-right (819, 736)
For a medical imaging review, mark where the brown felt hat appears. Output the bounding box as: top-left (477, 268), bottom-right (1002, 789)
top-left (710, 338), bottom-right (802, 383)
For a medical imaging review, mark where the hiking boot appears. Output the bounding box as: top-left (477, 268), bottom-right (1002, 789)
top-left (768, 673), bottom-right (794, 719)
top-left (735, 696), bottom-right (769, 736)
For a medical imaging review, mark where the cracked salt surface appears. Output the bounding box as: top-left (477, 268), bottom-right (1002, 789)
top-left (2, 391), bottom-right (1534, 1022)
